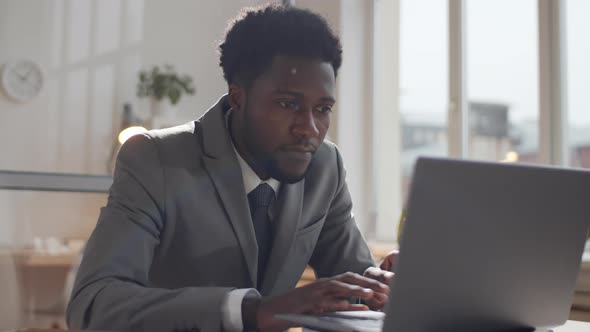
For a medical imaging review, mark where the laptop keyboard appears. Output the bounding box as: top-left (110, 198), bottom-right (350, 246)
top-left (318, 313), bottom-right (384, 332)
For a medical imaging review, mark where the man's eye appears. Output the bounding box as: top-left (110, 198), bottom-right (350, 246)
top-left (316, 105), bottom-right (333, 114)
top-left (278, 101), bottom-right (300, 111)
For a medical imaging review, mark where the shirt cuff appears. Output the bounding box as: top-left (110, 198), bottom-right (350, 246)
top-left (221, 288), bottom-right (260, 332)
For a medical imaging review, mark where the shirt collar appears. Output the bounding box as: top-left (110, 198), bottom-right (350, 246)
top-left (226, 110), bottom-right (281, 195)
top-left (233, 146), bottom-right (281, 195)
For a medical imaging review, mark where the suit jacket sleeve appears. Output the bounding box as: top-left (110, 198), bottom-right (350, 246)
top-left (66, 134), bottom-right (232, 332)
top-left (308, 145), bottom-right (375, 278)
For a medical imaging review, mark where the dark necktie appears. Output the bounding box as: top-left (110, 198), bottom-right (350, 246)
top-left (247, 183), bottom-right (275, 288)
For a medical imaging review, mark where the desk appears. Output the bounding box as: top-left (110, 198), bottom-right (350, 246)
top-left (9, 250), bottom-right (79, 329)
top-left (13, 251), bottom-right (78, 269)
top-left (556, 320), bottom-right (590, 331)
top-left (7, 320), bottom-right (590, 332)
top-left (298, 320), bottom-right (590, 331)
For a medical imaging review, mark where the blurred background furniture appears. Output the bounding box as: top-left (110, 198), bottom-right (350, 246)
top-left (0, 249), bottom-right (22, 331)
top-left (0, 171), bottom-right (110, 330)
top-left (571, 252), bottom-right (590, 321)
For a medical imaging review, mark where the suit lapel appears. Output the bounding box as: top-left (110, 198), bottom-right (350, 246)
top-left (202, 156), bottom-right (258, 287)
top-left (197, 95), bottom-right (306, 292)
top-left (260, 180), bottom-right (304, 295)
top-left (199, 96), bottom-right (258, 287)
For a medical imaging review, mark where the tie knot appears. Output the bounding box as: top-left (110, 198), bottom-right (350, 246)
top-left (248, 183), bottom-right (275, 209)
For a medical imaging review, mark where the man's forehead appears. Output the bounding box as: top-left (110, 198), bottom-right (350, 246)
top-left (266, 55), bottom-right (334, 78)
top-left (257, 55), bottom-right (336, 97)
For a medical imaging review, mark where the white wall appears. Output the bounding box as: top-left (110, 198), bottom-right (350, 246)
top-left (372, 0), bottom-right (402, 242)
top-left (299, 0), bottom-right (377, 236)
top-left (0, 0), bottom-right (269, 246)
top-left (0, 0), bottom-right (271, 176)
top-left (0, 0), bottom-right (386, 245)
top-left (141, 0), bottom-right (271, 123)
top-left (0, 0), bottom-right (60, 174)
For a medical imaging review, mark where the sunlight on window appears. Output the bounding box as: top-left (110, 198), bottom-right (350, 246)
top-left (466, 0), bottom-right (539, 164)
top-left (95, 0), bottom-right (122, 55)
top-left (399, 0), bottom-right (448, 203)
top-left (566, 0), bottom-right (590, 169)
top-left (126, 0), bottom-right (145, 43)
top-left (63, 69), bottom-right (89, 173)
top-left (500, 151), bottom-right (519, 163)
top-left (67, 0), bottom-right (91, 63)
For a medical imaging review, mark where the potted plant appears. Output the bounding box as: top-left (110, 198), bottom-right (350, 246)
top-left (137, 65), bottom-right (195, 117)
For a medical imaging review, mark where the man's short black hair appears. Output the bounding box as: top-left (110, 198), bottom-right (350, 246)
top-left (219, 4), bottom-right (342, 87)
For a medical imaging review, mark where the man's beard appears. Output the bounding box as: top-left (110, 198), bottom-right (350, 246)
top-left (266, 155), bottom-right (311, 184)
top-left (243, 130), bottom-right (312, 184)
top-left (243, 108), bottom-right (312, 184)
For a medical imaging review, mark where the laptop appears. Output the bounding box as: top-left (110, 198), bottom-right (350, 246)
top-left (277, 157), bottom-right (590, 332)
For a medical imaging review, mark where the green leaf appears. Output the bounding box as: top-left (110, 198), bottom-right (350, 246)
top-left (136, 65), bottom-right (195, 102)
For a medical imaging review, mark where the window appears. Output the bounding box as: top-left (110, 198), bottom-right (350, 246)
top-left (565, 0), bottom-right (590, 168)
top-left (380, 0), bottom-right (586, 243)
top-left (466, 0), bottom-right (539, 163)
top-left (0, 0), bottom-right (144, 175)
top-left (399, 0), bottom-right (448, 203)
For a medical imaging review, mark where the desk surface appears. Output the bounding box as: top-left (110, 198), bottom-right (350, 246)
top-left (12, 250), bottom-right (78, 268)
top-left (7, 321), bottom-right (590, 332)
top-left (554, 320), bottom-right (590, 331)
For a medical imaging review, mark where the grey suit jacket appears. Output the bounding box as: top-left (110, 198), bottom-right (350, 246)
top-left (67, 96), bottom-right (374, 332)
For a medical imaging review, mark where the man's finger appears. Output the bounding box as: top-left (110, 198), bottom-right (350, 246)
top-left (380, 250), bottom-right (399, 271)
top-left (380, 257), bottom-right (395, 271)
top-left (346, 304), bottom-right (370, 311)
top-left (365, 297), bottom-right (387, 311)
top-left (336, 272), bottom-right (389, 294)
top-left (362, 290), bottom-right (388, 310)
top-left (365, 267), bottom-right (395, 285)
top-left (372, 291), bottom-right (387, 302)
top-left (322, 279), bottom-right (375, 300)
top-left (313, 299), bottom-right (368, 314)
top-left (380, 260), bottom-right (393, 271)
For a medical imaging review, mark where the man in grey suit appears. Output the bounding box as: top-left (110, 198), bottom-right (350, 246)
top-left (67, 4), bottom-right (395, 332)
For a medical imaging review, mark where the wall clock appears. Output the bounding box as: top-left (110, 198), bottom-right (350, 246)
top-left (1, 60), bottom-right (44, 102)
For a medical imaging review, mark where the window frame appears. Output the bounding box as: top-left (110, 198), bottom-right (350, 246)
top-left (373, 0), bottom-right (570, 243)
top-left (447, 0), bottom-right (568, 164)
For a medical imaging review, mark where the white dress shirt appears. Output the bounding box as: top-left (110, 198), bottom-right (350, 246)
top-left (221, 112), bottom-right (281, 331)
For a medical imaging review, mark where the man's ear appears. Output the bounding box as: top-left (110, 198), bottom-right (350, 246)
top-left (228, 83), bottom-right (245, 112)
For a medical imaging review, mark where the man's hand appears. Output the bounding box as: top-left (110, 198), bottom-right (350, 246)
top-left (362, 267), bottom-right (394, 310)
top-left (379, 250), bottom-right (399, 272)
top-left (255, 272), bottom-right (388, 332)
top-left (361, 250), bottom-right (399, 310)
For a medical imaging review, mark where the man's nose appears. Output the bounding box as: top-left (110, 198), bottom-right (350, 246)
top-left (291, 109), bottom-right (320, 139)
